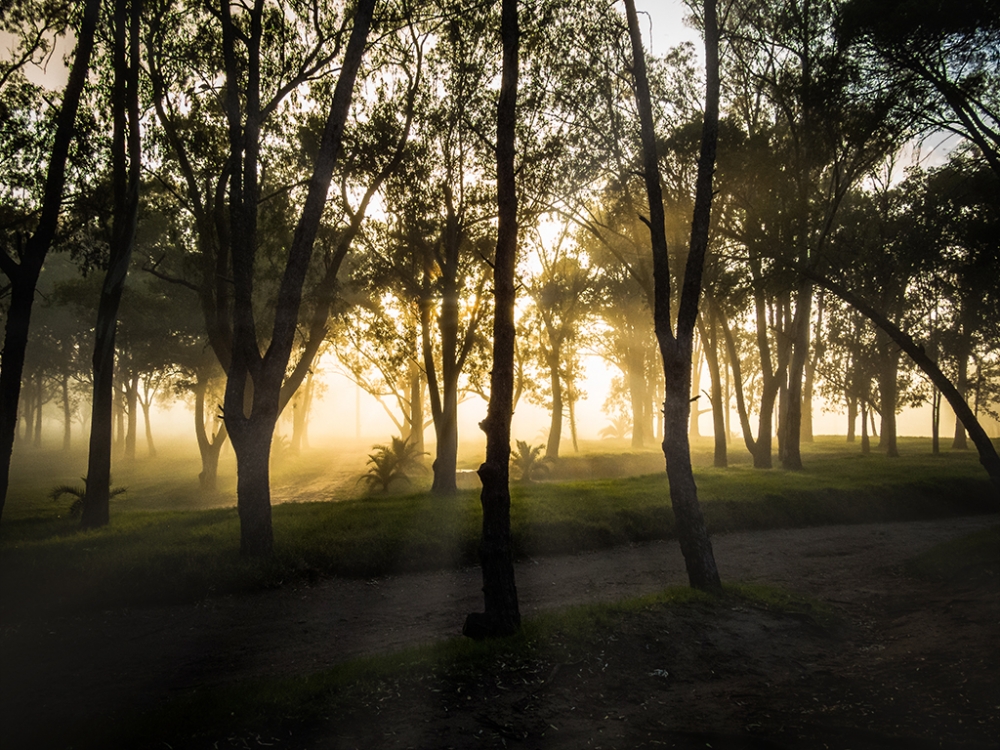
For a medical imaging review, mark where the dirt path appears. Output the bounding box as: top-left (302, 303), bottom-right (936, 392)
top-left (2, 514), bottom-right (997, 748)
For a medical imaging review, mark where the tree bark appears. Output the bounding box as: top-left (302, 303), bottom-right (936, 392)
top-left (698, 310), bottom-right (727, 468)
top-left (545, 347), bottom-right (562, 459)
top-left (781, 280), bottom-right (812, 469)
top-left (625, 0), bottom-right (722, 592)
top-left (82, 0), bottom-right (142, 529)
top-left (194, 378), bottom-right (227, 492)
top-left (0, 0), bottom-right (102, 521)
top-left (465, 0), bottom-right (521, 640)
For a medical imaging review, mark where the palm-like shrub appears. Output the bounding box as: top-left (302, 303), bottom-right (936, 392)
top-left (599, 414), bottom-right (632, 440)
top-left (361, 436), bottom-right (426, 492)
top-left (510, 439), bottom-right (550, 483)
top-left (49, 477), bottom-right (127, 516)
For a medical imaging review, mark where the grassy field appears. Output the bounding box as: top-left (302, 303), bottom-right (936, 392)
top-left (1, 436), bottom-right (996, 615)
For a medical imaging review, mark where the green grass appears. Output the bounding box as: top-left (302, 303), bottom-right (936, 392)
top-left (1, 437), bottom-right (997, 615)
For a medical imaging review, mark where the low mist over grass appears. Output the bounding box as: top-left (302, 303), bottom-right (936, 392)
top-left (1, 436), bottom-right (996, 617)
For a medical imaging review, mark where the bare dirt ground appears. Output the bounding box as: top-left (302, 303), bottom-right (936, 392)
top-left (2, 514), bottom-right (998, 749)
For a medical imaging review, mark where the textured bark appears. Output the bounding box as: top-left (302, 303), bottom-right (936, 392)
top-left (625, 0), bottom-right (722, 592)
top-left (464, 0), bottom-right (520, 640)
top-left (82, 0), bottom-right (142, 529)
top-left (0, 0), bottom-right (102, 521)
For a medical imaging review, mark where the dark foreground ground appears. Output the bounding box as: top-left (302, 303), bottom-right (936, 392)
top-left (2, 515), bottom-right (998, 749)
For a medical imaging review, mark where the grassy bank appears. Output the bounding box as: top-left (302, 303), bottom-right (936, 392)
top-left (1, 438), bottom-right (996, 616)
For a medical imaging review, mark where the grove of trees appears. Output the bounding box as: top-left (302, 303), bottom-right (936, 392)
top-left (2, 0), bottom-right (999, 629)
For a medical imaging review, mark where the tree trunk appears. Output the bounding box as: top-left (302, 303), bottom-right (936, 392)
top-left (0, 0), bottom-right (101, 522)
top-left (846, 395), bottom-right (857, 442)
top-left (464, 0), bottom-right (520, 640)
top-left (625, 0), bottom-right (722, 592)
top-left (628, 351), bottom-right (647, 448)
top-left (861, 400), bottom-right (871, 454)
top-left (931, 387), bottom-right (941, 455)
top-left (194, 379), bottom-right (227, 492)
top-left (61, 374), bottom-right (72, 451)
top-left (781, 281), bottom-right (812, 469)
top-left (124, 371), bottom-right (139, 462)
top-left (82, 0), bottom-right (142, 529)
top-left (32, 372), bottom-right (43, 448)
top-left (699, 311), bottom-right (727, 468)
top-left (141, 397), bottom-right (156, 458)
top-left (952, 349), bottom-right (969, 449)
top-left (545, 348), bottom-right (562, 459)
top-left (230, 420), bottom-right (274, 556)
top-left (878, 344), bottom-right (900, 458)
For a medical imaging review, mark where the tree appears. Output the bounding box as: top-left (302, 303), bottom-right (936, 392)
top-left (464, 0), bottom-right (520, 640)
top-left (81, 0), bottom-right (143, 528)
top-left (0, 0), bottom-right (101, 521)
top-left (624, 0), bottom-right (721, 591)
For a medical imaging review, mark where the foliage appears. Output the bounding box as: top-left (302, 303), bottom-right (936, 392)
top-left (510, 439), bottom-right (550, 483)
top-left (48, 476), bottom-right (126, 516)
top-left (361, 436), bottom-right (426, 493)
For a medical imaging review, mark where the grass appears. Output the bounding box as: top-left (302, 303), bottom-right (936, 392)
top-left (1, 436), bottom-right (997, 616)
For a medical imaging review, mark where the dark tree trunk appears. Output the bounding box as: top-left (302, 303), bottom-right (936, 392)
top-left (878, 345), bottom-right (900, 458)
top-left (194, 379), bottom-right (227, 492)
top-left (464, 0), bottom-right (521, 640)
top-left (221, 0), bottom-right (376, 555)
top-left (781, 281), bottom-right (812, 469)
top-left (0, 0), bottom-right (101, 521)
top-left (952, 350), bottom-right (969, 449)
top-left (82, 0), bottom-right (142, 529)
top-left (628, 351), bottom-right (648, 448)
top-left (625, 0), bottom-right (722, 592)
top-left (931, 387), bottom-right (941, 455)
top-left (860, 401), bottom-right (871, 454)
top-left (32, 373), bottom-right (43, 448)
top-left (846, 396), bottom-right (857, 442)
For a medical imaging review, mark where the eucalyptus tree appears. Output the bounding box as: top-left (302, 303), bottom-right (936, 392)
top-left (721, 0), bottom-right (909, 470)
top-left (0, 0), bottom-right (101, 521)
top-left (521, 226), bottom-right (594, 460)
top-left (624, 0), bottom-right (722, 591)
top-left (142, 0), bottom-right (419, 554)
top-left (464, 0), bottom-right (520, 640)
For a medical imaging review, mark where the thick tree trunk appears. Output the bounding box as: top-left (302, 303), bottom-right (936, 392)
top-left (0, 0), bottom-right (101, 521)
top-left (625, 0), bottom-right (721, 592)
top-left (846, 396), bottom-right (857, 442)
top-left (878, 342), bottom-right (900, 458)
top-left (465, 0), bottom-right (520, 640)
top-left (230, 421), bottom-right (274, 556)
top-left (194, 379), bottom-right (227, 492)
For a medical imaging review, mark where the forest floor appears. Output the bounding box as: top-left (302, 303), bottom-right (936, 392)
top-left (2, 514), bottom-right (998, 749)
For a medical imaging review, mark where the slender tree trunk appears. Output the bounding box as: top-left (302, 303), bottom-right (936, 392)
top-left (82, 0), bottom-right (142, 529)
top-left (846, 396), bottom-right (857, 442)
top-left (545, 349), bottom-right (562, 459)
top-left (465, 0), bottom-right (520, 639)
top-left (194, 379), bottom-right (227, 492)
top-left (628, 351), bottom-right (647, 448)
top-left (878, 345), bottom-right (900, 458)
top-left (141, 397), bottom-right (156, 457)
top-left (861, 401), bottom-right (871, 454)
top-left (952, 350), bottom-right (969, 449)
top-left (781, 281), bottom-right (812, 469)
top-left (123, 371), bottom-right (139, 462)
top-left (61, 374), bottom-right (72, 451)
top-left (625, 0), bottom-right (721, 591)
top-left (931, 387), bottom-right (941, 455)
top-left (699, 311), bottom-right (727, 468)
